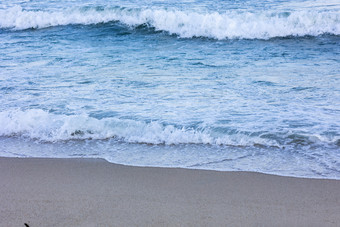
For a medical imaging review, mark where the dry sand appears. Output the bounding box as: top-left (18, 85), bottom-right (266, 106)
top-left (0, 157), bottom-right (340, 226)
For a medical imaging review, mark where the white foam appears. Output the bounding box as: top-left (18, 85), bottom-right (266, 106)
top-left (0, 109), bottom-right (275, 146)
top-left (1, 6), bottom-right (339, 39)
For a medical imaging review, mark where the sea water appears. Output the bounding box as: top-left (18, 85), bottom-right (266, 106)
top-left (0, 0), bottom-right (339, 178)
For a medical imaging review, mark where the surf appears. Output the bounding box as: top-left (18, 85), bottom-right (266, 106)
top-left (1, 5), bottom-right (339, 39)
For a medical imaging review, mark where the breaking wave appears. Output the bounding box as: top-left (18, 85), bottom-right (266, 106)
top-left (0, 109), bottom-right (338, 148)
top-left (1, 6), bottom-right (339, 39)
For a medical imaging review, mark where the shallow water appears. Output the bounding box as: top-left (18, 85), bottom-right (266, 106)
top-left (0, 0), bottom-right (340, 178)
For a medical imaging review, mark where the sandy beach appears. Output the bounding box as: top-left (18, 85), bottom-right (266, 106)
top-left (0, 157), bottom-right (340, 226)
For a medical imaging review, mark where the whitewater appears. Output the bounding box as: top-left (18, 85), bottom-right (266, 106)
top-left (0, 0), bottom-right (340, 179)
top-left (1, 5), bottom-right (340, 39)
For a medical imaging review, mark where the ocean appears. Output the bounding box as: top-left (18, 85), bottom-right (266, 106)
top-left (0, 0), bottom-right (339, 179)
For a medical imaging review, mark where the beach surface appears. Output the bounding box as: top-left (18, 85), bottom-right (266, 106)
top-left (1, 157), bottom-right (340, 227)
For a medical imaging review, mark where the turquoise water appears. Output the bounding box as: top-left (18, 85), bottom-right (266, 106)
top-left (0, 0), bottom-right (340, 178)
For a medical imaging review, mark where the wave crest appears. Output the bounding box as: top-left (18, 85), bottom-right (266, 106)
top-left (0, 109), bottom-right (338, 148)
top-left (1, 6), bottom-right (339, 39)
top-left (0, 109), bottom-right (270, 146)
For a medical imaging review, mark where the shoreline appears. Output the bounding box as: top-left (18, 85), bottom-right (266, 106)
top-left (1, 157), bottom-right (340, 226)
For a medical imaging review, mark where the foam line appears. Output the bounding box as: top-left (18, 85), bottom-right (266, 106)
top-left (1, 6), bottom-right (339, 39)
top-left (0, 109), bottom-right (338, 147)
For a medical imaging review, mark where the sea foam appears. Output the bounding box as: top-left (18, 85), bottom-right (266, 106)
top-left (1, 6), bottom-right (339, 39)
top-left (0, 109), bottom-right (275, 146)
top-left (0, 109), bottom-right (338, 148)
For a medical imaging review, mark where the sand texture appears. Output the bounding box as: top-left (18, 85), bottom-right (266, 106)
top-left (1, 157), bottom-right (340, 226)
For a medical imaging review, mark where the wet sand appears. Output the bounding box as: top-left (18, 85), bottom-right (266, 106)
top-left (1, 157), bottom-right (340, 226)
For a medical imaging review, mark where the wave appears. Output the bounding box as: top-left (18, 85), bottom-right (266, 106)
top-left (0, 109), bottom-right (338, 148)
top-left (1, 6), bottom-right (339, 39)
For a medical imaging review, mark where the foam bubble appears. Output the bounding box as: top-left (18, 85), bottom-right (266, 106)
top-left (1, 6), bottom-right (339, 39)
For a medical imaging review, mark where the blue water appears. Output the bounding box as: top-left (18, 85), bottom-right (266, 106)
top-left (1, 0), bottom-right (340, 178)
